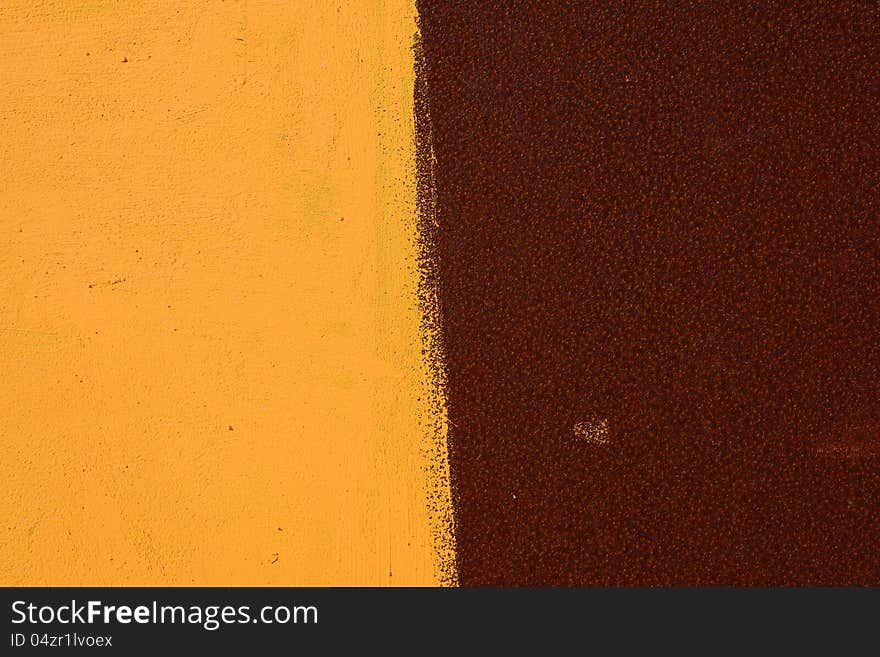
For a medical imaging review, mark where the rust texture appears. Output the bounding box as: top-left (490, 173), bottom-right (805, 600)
top-left (417, 1), bottom-right (879, 584)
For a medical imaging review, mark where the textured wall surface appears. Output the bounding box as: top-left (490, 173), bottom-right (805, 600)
top-left (0, 0), bottom-right (453, 586)
top-left (419, 0), bottom-right (879, 585)
top-left (4, 0), bottom-right (877, 589)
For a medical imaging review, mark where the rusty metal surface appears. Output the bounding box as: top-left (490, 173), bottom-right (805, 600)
top-left (418, 1), bottom-right (879, 584)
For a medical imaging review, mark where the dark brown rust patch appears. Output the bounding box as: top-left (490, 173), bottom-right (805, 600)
top-left (417, 1), bottom-right (879, 585)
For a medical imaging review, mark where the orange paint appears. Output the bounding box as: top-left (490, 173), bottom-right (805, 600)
top-left (0, 1), bottom-right (454, 585)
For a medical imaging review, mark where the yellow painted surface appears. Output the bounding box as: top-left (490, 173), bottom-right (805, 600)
top-left (0, 1), bottom-right (453, 585)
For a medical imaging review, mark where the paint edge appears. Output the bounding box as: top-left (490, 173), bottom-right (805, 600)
top-left (413, 24), bottom-right (458, 587)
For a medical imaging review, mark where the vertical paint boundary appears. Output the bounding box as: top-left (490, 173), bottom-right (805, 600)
top-left (413, 25), bottom-right (458, 586)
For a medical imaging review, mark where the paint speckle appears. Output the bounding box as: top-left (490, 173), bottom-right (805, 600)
top-left (573, 419), bottom-right (610, 445)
